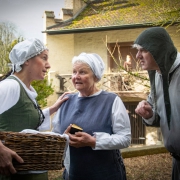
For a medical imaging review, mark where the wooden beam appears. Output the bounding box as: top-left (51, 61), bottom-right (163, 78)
top-left (121, 145), bottom-right (169, 159)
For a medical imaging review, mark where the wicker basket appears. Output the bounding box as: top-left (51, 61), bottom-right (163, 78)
top-left (0, 131), bottom-right (67, 171)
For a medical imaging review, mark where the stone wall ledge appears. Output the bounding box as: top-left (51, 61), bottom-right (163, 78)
top-left (121, 145), bottom-right (168, 159)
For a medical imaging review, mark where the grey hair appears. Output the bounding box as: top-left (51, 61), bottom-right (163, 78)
top-left (72, 59), bottom-right (92, 69)
top-left (132, 44), bottom-right (143, 49)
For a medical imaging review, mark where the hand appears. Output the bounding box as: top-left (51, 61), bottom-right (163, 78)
top-left (0, 142), bottom-right (23, 175)
top-left (135, 100), bottom-right (153, 119)
top-left (64, 125), bottom-right (96, 148)
top-left (69, 132), bottom-right (96, 148)
top-left (49, 92), bottom-right (70, 115)
top-left (64, 124), bottom-right (72, 134)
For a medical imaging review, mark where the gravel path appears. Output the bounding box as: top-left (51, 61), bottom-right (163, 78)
top-left (124, 153), bottom-right (172, 180)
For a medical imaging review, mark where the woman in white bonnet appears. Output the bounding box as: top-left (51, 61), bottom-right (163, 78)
top-left (52, 52), bottom-right (131, 180)
top-left (0, 38), bottom-right (69, 180)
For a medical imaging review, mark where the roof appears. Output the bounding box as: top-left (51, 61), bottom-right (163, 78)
top-left (43, 0), bottom-right (173, 34)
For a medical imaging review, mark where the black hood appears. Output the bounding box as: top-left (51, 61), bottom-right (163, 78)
top-left (134, 27), bottom-right (177, 129)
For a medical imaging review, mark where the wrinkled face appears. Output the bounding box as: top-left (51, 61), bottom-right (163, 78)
top-left (72, 62), bottom-right (97, 93)
top-left (28, 49), bottom-right (50, 80)
top-left (136, 47), bottom-right (159, 71)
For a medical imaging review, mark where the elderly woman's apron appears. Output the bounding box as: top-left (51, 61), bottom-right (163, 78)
top-left (60, 91), bottom-right (127, 180)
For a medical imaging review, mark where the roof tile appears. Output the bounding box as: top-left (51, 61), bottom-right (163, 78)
top-left (47, 0), bottom-right (170, 31)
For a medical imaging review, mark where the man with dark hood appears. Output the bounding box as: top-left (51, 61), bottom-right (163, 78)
top-left (134, 27), bottom-right (180, 180)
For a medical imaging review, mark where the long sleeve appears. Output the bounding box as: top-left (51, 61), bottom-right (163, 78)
top-left (143, 72), bottom-right (162, 126)
top-left (52, 107), bottom-right (61, 133)
top-left (0, 79), bottom-right (20, 114)
top-left (94, 96), bottom-right (131, 150)
top-left (142, 93), bottom-right (156, 125)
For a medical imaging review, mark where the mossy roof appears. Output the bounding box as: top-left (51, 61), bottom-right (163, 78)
top-left (45, 0), bottom-right (170, 33)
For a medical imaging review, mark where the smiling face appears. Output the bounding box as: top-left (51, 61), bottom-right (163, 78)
top-left (136, 47), bottom-right (160, 71)
top-left (72, 62), bottom-right (98, 96)
top-left (27, 49), bottom-right (50, 81)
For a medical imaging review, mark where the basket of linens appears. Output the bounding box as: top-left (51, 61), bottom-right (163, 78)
top-left (0, 130), bottom-right (67, 171)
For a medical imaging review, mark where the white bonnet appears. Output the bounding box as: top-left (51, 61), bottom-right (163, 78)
top-left (9, 38), bottom-right (48, 73)
top-left (72, 52), bottom-right (105, 80)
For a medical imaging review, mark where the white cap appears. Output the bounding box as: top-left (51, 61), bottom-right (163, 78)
top-left (9, 38), bottom-right (48, 73)
top-left (72, 52), bottom-right (105, 80)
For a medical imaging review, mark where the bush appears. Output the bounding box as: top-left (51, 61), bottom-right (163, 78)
top-left (32, 76), bottom-right (54, 108)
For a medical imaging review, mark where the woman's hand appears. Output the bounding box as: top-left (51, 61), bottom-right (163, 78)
top-left (0, 142), bottom-right (24, 175)
top-left (135, 100), bottom-right (153, 119)
top-left (69, 132), bottom-right (96, 148)
top-left (64, 125), bottom-right (96, 148)
top-left (49, 92), bottom-right (70, 115)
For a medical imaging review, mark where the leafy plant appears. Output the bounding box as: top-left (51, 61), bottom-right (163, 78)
top-left (32, 76), bottom-right (54, 108)
top-left (0, 22), bottom-right (23, 74)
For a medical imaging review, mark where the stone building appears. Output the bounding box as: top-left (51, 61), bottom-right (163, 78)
top-left (42, 0), bottom-right (180, 146)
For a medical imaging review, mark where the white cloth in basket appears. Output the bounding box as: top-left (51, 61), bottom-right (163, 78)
top-left (20, 129), bottom-right (69, 139)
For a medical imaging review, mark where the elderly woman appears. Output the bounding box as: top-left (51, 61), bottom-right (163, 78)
top-left (0, 38), bottom-right (68, 180)
top-left (52, 52), bottom-right (131, 180)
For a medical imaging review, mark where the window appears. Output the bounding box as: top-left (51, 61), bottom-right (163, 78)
top-left (107, 42), bottom-right (138, 72)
